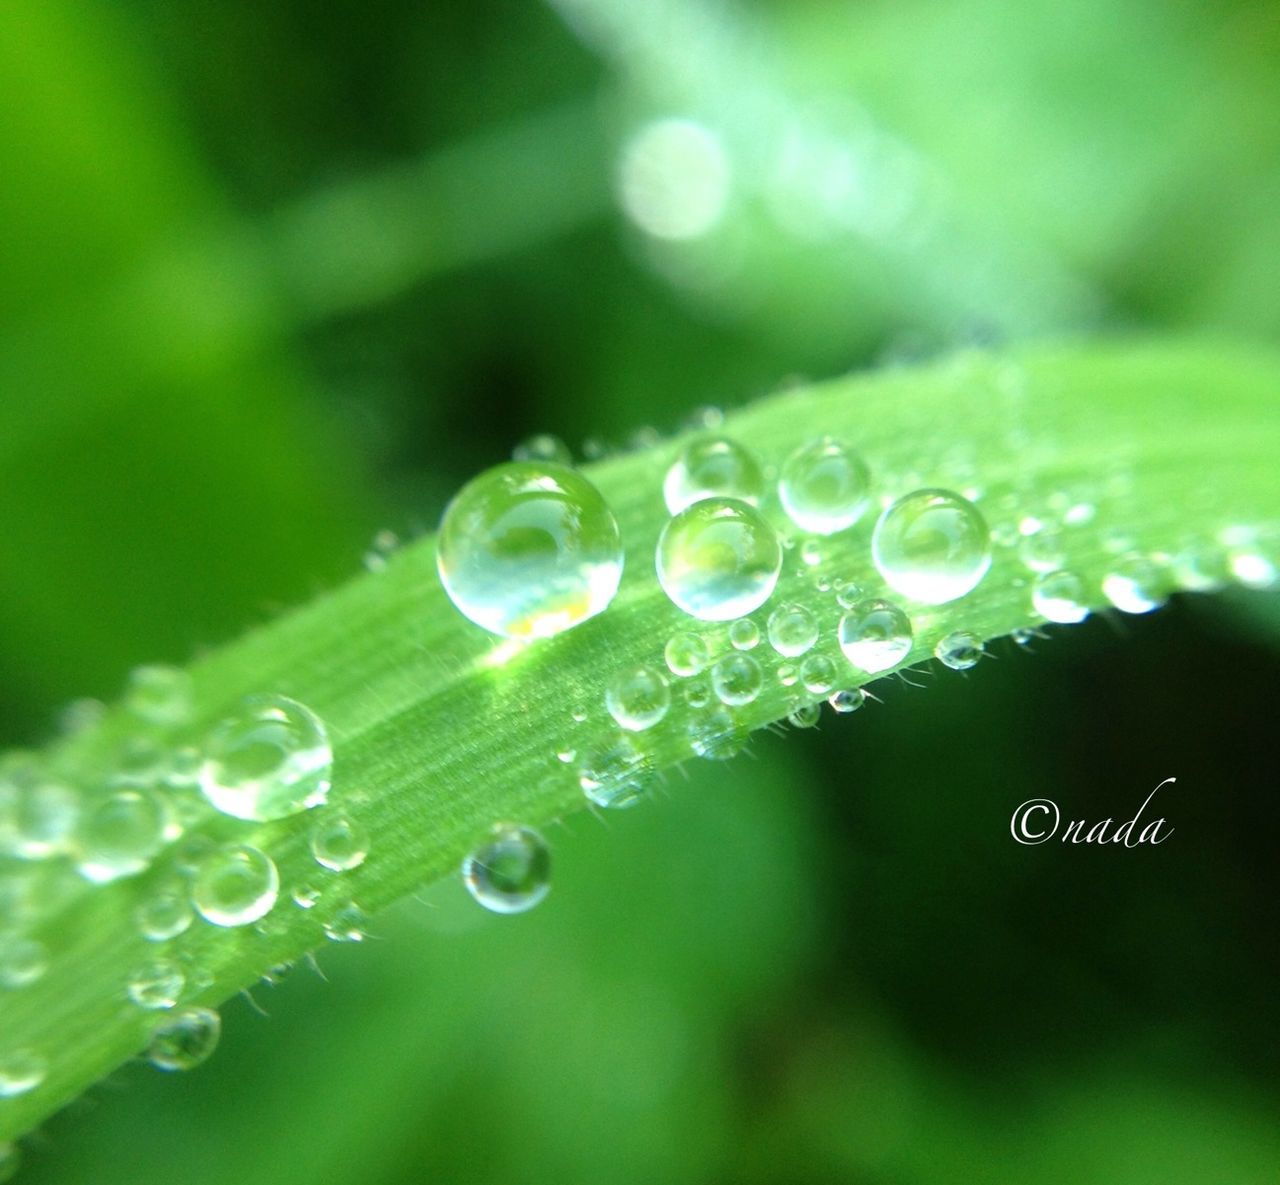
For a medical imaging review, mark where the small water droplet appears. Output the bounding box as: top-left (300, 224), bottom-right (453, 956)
top-left (191, 844), bottom-right (279, 927)
top-left (200, 694), bottom-right (331, 822)
top-left (728, 618), bottom-right (760, 650)
top-left (605, 666), bottom-right (671, 732)
top-left (310, 813), bottom-right (370, 872)
top-left (291, 884), bottom-right (321, 910)
top-left (322, 901), bottom-right (368, 943)
top-left (127, 960), bottom-right (185, 1010)
top-left (835, 583), bottom-right (864, 610)
top-left (827, 688), bottom-right (866, 714)
top-left (1011, 627), bottom-right (1036, 646)
top-left (462, 824), bottom-right (551, 914)
top-left (1032, 570), bottom-right (1090, 623)
top-left (136, 886), bottom-right (194, 942)
top-left (766, 603), bottom-right (818, 657)
top-left (147, 1007), bottom-right (221, 1072)
top-left (362, 528), bottom-right (401, 573)
top-left (800, 654), bottom-right (838, 695)
top-left (1018, 528), bottom-right (1065, 573)
top-left (838, 600), bottom-right (914, 673)
top-left (711, 653), bottom-right (763, 706)
top-left (76, 786), bottom-right (169, 883)
top-left (125, 666), bottom-right (194, 726)
top-left (555, 747), bottom-right (576, 764)
top-left (657, 498), bottom-right (781, 621)
top-left (872, 489), bottom-right (991, 604)
top-left (0, 758), bottom-right (78, 860)
top-left (663, 436), bottom-right (765, 514)
top-left (512, 433), bottom-right (573, 466)
top-left (1102, 556), bottom-right (1167, 614)
top-left (687, 708), bottom-right (746, 760)
top-left (935, 631), bottom-right (983, 670)
top-left (437, 462), bottom-right (623, 639)
top-left (0, 937), bottom-right (47, 989)
top-left (1172, 541), bottom-right (1229, 592)
top-left (684, 682), bottom-right (711, 709)
top-left (579, 739), bottom-right (650, 809)
top-left (0, 1050), bottom-right (46, 1097)
top-left (787, 703), bottom-right (821, 729)
top-left (777, 662), bottom-right (798, 686)
top-left (799, 539), bottom-right (823, 567)
top-left (1064, 502), bottom-right (1096, 526)
top-left (778, 437), bottom-right (871, 535)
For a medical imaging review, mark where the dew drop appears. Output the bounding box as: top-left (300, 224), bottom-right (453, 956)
top-left (799, 654), bottom-right (838, 695)
top-left (827, 688), bottom-right (866, 714)
top-left (579, 739), bottom-right (650, 810)
top-left (799, 539), bottom-right (823, 567)
top-left (0, 937), bottom-right (47, 989)
top-left (684, 682), bottom-right (711, 709)
top-left (838, 600), bottom-right (914, 673)
top-left (1018, 528), bottom-right (1066, 574)
top-left (657, 498), bottom-right (781, 621)
top-left (362, 528), bottom-right (401, 573)
top-left (0, 1050), bottom-right (46, 1097)
top-left (75, 787), bottom-right (169, 883)
top-left (291, 884), bottom-right (321, 910)
top-left (1011, 627), bottom-right (1036, 646)
top-left (728, 618), bottom-right (760, 650)
top-left (322, 901), bottom-right (367, 943)
top-left (1172, 542), bottom-right (1230, 592)
top-left (199, 694), bottom-right (331, 822)
top-left (462, 824), bottom-right (551, 914)
top-left (835, 582), bottom-right (864, 610)
top-left (711, 653), bottom-right (763, 706)
top-left (137, 886), bottom-right (194, 942)
top-left (935, 631), bottom-right (983, 670)
top-left (1102, 555), bottom-right (1167, 614)
top-left (872, 489), bottom-right (991, 604)
top-left (309, 813), bottom-right (369, 872)
top-left (778, 437), bottom-right (871, 535)
top-left (767, 603), bottom-right (818, 658)
top-left (125, 665), bottom-right (194, 727)
top-left (0, 758), bottom-right (78, 860)
top-left (191, 844), bottom-right (279, 927)
top-left (688, 708), bottom-right (747, 760)
top-left (605, 666), bottom-right (671, 732)
top-left (787, 703), bottom-right (822, 729)
top-left (663, 435), bottom-right (765, 514)
top-left (436, 462), bottom-right (623, 639)
top-left (127, 960), bottom-right (185, 1010)
top-left (664, 631), bottom-right (710, 677)
top-left (512, 433), bottom-right (572, 466)
top-left (1032, 570), bottom-right (1090, 623)
top-left (147, 1007), bottom-right (221, 1072)
top-left (777, 662), bottom-right (798, 687)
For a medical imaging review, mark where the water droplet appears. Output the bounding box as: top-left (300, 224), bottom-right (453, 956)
top-left (1228, 542), bottom-right (1277, 589)
top-left (1018, 528), bottom-right (1066, 573)
top-left (664, 631), bottom-right (709, 676)
top-left (437, 462), bottom-right (623, 639)
top-left (462, 824), bottom-right (551, 914)
top-left (663, 436), bottom-right (764, 514)
top-left (688, 708), bottom-right (747, 760)
top-left (147, 1007), bottom-right (221, 1072)
top-left (1032, 570), bottom-right (1090, 623)
top-left (305, 813), bottom-right (369, 873)
top-left (128, 960), bottom-right (185, 1010)
top-left (362, 528), bottom-right (401, 573)
top-left (777, 662), bottom-right (798, 686)
top-left (778, 437), bottom-right (871, 534)
top-left (787, 703), bottom-right (822, 729)
top-left (0, 937), bottom-right (47, 989)
top-left (137, 886), bottom-right (194, 942)
top-left (167, 747), bottom-right (201, 787)
top-left (0, 1051), bottom-right (46, 1097)
top-left (935, 631), bottom-right (983, 670)
top-left (76, 786), bottom-right (169, 884)
top-left (828, 689), bottom-right (865, 714)
top-left (684, 682), bottom-right (711, 709)
top-left (200, 694), bottom-right (331, 821)
top-left (619, 118), bottom-right (730, 242)
top-left (322, 902), bottom-right (367, 942)
top-left (579, 739), bottom-right (650, 809)
top-left (605, 666), bottom-right (671, 732)
top-left (1172, 542), bottom-right (1229, 592)
top-left (191, 844), bottom-right (279, 927)
top-left (872, 489), bottom-right (991, 604)
top-left (658, 499), bottom-right (781, 621)
top-left (512, 433), bottom-right (572, 466)
top-left (799, 540), bottom-right (823, 566)
top-left (555, 747), bottom-right (576, 764)
top-left (835, 582), bottom-right (864, 610)
top-left (1011, 627), bottom-right (1036, 646)
top-left (292, 884), bottom-right (321, 910)
top-left (125, 665), bottom-right (194, 726)
top-left (728, 618), bottom-right (760, 650)
top-left (838, 600), bottom-right (914, 673)
top-left (1102, 556), bottom-right (1167, 614)
top-left (711, 653), bottom-right (763, 706)
top-left (767, 603), bottom-right (818, 657)
top-left (800, 654), bottom-right (838, 695)
top-left (0, 758), bottom-right (78, 860)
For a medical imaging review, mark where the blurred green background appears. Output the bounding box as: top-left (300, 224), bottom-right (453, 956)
top-left (2, 0), bottom-right (1278, 1180)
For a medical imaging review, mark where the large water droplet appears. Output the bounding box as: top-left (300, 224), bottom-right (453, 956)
top-left (1102, 555), bottom-right (1167, 614)
top-left (191, 844), bottom-right (279, 927)
top-left (657, 498), bottom-right (781, 621)
top-left (828, 688), bottom-right (866, 714)
top-left (147, 1007), bottom-right (221, 1072)
top-left (605, 666), bottom-right (671, 732)
top-left (711, 653), bottom-right (763, 706)
top-left (766, 603), bottom-right (818, 657)
top-left (310, 813), bottom-right (369, 872)
top-left (787, 703), bottom-right (821, 729)
top-left (462, 824), bottom-right (551, 914)
top-left (199, 694), bottom-right (331, 822)
top-left (935, 631), bottom-right (983, 670)
top-left (663, 436), bottom-right (764, 515)
top-left (838, 600), bottom-right (914, 673)
top-left (437, 462), bottom-right (623, 639)
top-left (75, 786), bottom-right (168, 883)
top-left (1031, 570), bottom-right (1089, 623)
top-left (872, 489), bottom-right (991, 604)
top-left (778, 437), bottom-right (871, 535)
top-left (799, 654), bottom-right (837, 695)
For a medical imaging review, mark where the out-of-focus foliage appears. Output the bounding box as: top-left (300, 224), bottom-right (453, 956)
top-left (1, 0), bottom-right (1277, 1180)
